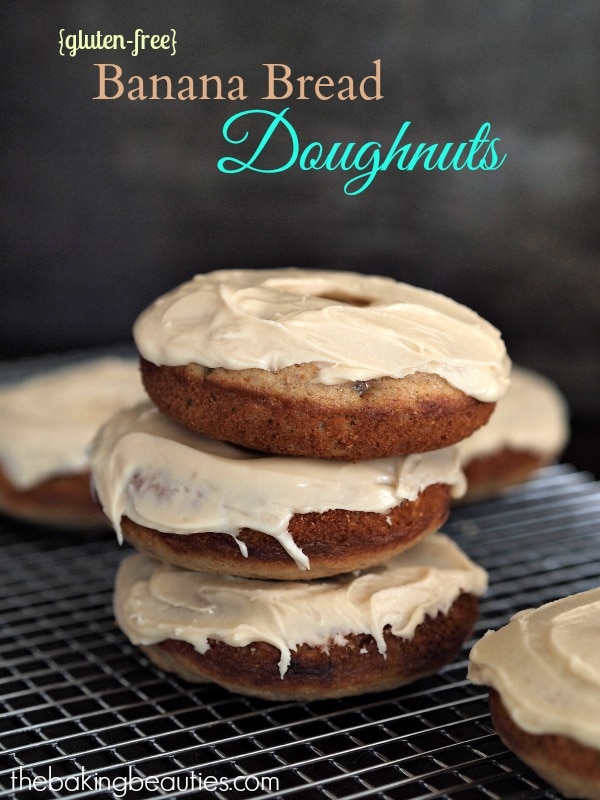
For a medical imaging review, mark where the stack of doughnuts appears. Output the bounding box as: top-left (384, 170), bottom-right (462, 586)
top-left (92, 268), bottom-right (511, 700)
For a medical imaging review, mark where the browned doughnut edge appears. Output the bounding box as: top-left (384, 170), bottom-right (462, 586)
top-left (489, 689), bottom-right (600, 799)
top-left (139, 592), bottom-right (479, 701)
top-left (458, 449), bottom-right (549, 503)
top-left (0, 465), bottom-right (106, 528)
top-left (140, 358), bottom-right (495, 460)
top-left (120, 483), bottom-right (451, 580)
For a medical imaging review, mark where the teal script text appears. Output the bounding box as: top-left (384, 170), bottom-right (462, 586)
top-left (217, 108), bottom-right (507, 195)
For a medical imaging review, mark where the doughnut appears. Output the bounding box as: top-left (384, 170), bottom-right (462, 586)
top-left (456, 366), bottom-right (569, 502)
top-left (469, 588), bottom-right (600, 799)
top-left (0, 357), bottom-right (146, 527)
top-left (115, 533), bottom-right (488, 700)
top-left (91, 401), bottom-right (467, 579)
top-left (133, 269), bottom-right (510, 459)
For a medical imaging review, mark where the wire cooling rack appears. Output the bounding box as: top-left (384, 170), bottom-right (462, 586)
top-left (1, 463), bottom-right (599, 800)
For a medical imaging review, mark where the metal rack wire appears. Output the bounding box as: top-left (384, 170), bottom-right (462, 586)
top-left (1, 463), bottom-right (599, 799)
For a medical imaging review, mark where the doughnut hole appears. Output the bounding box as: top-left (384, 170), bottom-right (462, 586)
top-left (315, 291), bottom-right (373, 307)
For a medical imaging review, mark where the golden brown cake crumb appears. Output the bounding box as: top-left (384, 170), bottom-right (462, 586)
top-left (489, 690), bottom-right (600, 800)
top-left (143, 592), bottom-right (480, 701)
top-left (0, 465), bottom-right (105, 528)
top-left (119, 483), bottom-right (451, 580)
top-left (140, 359), bottom-right (495, 460)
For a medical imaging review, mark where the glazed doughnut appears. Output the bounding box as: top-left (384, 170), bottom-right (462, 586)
top-left (115, 533), bottom-right (488, 700)
top-left (469, 588), bottom-right (600, 799)
top-left (456, 366), bottom-right (569, 502)
top-left (91, 401), bottom-right (466, 579)
top-left (134, 269), bottom-right (510, 459)
top-left (0, 357), bottom-right (146, 527)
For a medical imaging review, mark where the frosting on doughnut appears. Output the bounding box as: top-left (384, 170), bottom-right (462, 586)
top-left (115, 533), bottom-right (488, 676)
top-left (91, 401), bottom-right (467, 570)
top-left (0, 358), bottom-right (146, 489)
top-left (456, 366), bottom-right (569, 463)
top-left (133, 269), bottom-right (510, 402)
top-left (469, 588), bottom-right (600, 749)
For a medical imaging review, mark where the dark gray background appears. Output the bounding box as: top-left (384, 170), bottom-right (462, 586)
top-left (2, 1), bottom-right (599, 470)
